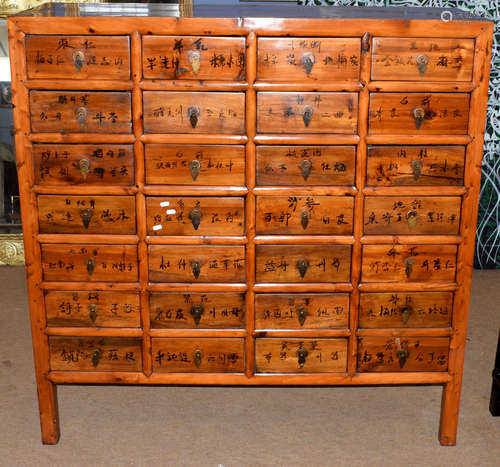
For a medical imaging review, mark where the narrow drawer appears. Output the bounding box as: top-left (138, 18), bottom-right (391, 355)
top-left (257, 37), bottom-right (360, 81)
top-left (256, 245), bottom-right (351, 283)
top-left (49, 337), bottom-right (142, 371)
top-left (366, 146), bottom-right (465, 186)
top-left (361, 244), bottom-right (457, 283)
top-left (257, 92), bottom-right (358, 134)
top-left (143, 91), bottom-right (245, 134)
top-left (368, 93), bottom-right (469, 135)
top-left (152, 338), bottom-right (245, 373)
top-left (255, 293), bottom-right (349, 330)
top-left (357, 336), bottom-right (449, 372)
top-left (45, 291), bottom-right (140, 328)
top-left (30, 91), bottom-right (132, 134)
top-left (41, 244), bottom-right (138, 282)
top-left (148, 245), bottom-right (245, 283)
top-left (33, 144), bottom-right (134, 186)
top-left (150, 292), bottom-right (245, 329)
top-left (359, 292), bottom-right (453, 329)
top-left (256, 145), bottom-right (355, 186)
top-left (371, 37), bottom-right (474, 82)
top-left (256, 195), bottom-right (353, 235)
top-left (146, 196), bottom-right (244, 236)
top-left (38, 195), bottom-right (136, 234)
top-left (145, 144), bottom-right (245, 186)
top-left (364, 196), bottom-right (461, 235)
top-left (26, 35), bottom-right (131, 80)
top-left (255, 338), bottom-right (347, 373)
top-left (142, 35), bottom-right (246, 80)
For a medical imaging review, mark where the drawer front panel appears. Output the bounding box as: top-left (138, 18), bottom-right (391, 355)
top-left (371, 38), bottom-right (474, 82)
top-left (255, 293), bottom-right (349, 329)
top-left (49, 337), bottom-right (142, 371)
top-left (256, 145), bottom-right (355, 186)
top-left (45, 291), bottom-right (140, 328)
top-left (256, 245), bottom-right (351, 283)
top-left (362, 244), bottom-right (457, 283)
top-left (255, 338), bottom-right (347, 373)
top-left (357, 336), bottom-right (449, 372)
top-left (368, 93), bottom-right (469, 135)
top-left (364, 196), bottom-right (461, 235)
top-left (152, 338), bottom-right (245, 373)
top-left (41, 244), bottom-right (138, 282)
top-left (148, 245), bottom-right (245, 283)
top-left (257, 37), bottom-right (361, 81)
top-left (142, 36), bottom-right (246, 80)
top-left (26, 35), bottom-right (130, 80)
top-left (145, 144), bottom-right (245, 186)
top-left (366, 146), bottom-right (465, 186)
top-left (30, 91), bottom-right (132, 134)
top-left (146, 197), bottom-right (244, 236)
top-left (38, 195), bottom-right (136, 234)
top-left (150, 292), bottom-right (245, 329)
top-left (359, 292), bottom-right (453, 329)
top-left (34, 144), bottom-right (134, 186)
top-left (257, 92), bottom-right (358, 134)
top-left (143, 91), bottom-right (245, 134)
top-left (256, 195), bottom-right (353, 235)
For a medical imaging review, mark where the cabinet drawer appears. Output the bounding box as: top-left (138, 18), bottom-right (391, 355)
top-left (371, 38), bottom-right (474, 82)
top-left (255, 338), bottom-right (347, 373)
top-left (256, 245), bottom-right (351, 283)
top-left (45, 291), bottom-right (140, 328)
top-left (145, 144), bottom-right (245, 186)
top-left (143, 91), bottom-right (245, 134)
top-left (257, 92), bottom-right (358, 134)
top-left (148, 245), bottom-right (245, 283)
top-left (361, 244), bottom-right (457, 283)
top-left (364, 196), bottom-right (461, 235)
top-left (152, 338), bottom-right (245, 373)
top-left (357, 336), bottom-right (449, 372)
top-left (366, 146), bottom-right (465, 186)
top-left (368, 93), bottom-right (469, 135)
top-left (142, 35), bottom-right (245, 80)
top-left (150, 293), bottom-right (245, 329)
top-left (256, 195), bottom-right (353, 235)
top-left (257, 37), bottom-right (360, 81)
top-left (359, 292), bottom-right (453, 329)
top-left (255, 293), bottom-right (349, 329)
top-left (41, 244), bottom-right (138, 282)
top-left (146, 197), bottom-right (244, 236)
top-left (38, 195), bottom-right (136, 234)
top-left (256, 145), bottom-right (355, 186)
top-left (30, 91), bottom-right (132, 134)
top-left (33, 144), bottom-right (134, 186)
top-left (26, 35), bottom-right (130, 80)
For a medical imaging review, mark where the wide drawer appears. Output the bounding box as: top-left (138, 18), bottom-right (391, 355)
top-left (152, 338), bottom-right (245, 373)
top-left (256, 195), bottom-right (353, 235)
top-left (148, 245), bottom-right (245, 283)
top-left (146, 196), bottom-right (244, 236)
top-left (143, 91), bottom-right (245, 134)
top-left (26, 35), bottom-right (130, 80)
top-left (45, 291), bottom-right (141, 328)
top-left (255, 293), bottom-right (349, 329)
top-left (142, 35), bottom-right (246, 80)
top-left (145, 144), bottom-right (245, 186)
top-left (49, 337), bottom-right (142, 371)
top-left (30, 91), bottom-right (132, 133)
top-left (38, 195), bottom-right (136, 234)
top-left (357, 336), bottom-right (449, 372)
top-left (255, 338), bottom-right (348, 373)
top-left (257, 92), bottom-right (358, 134)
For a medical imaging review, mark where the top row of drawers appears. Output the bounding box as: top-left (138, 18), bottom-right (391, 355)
top-left (25, 35), bottom-right (475, 82)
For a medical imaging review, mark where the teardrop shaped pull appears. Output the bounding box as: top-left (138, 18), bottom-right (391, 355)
top-left (188, 50), bottom-right (201, 75)
top-left (296, 258), bottom-right (309, 278)
top-left (406, 210), bottom-right (418, 231)
top-left (86, 257), bottom-right (95, 276)
top-left (302, 105), bottom-right (313, 128)
top-left (80, 208), bottom-right (94, 229)
top-left (299, 159), bottom-right (312, 181)
top-left (72, 50), bottom-right (85, 73)
top-left (77, 158), bottom-right (90, 181)
top-left (189, 160), bottom-right (201, 181)
top-left (190, 305), bottom-right (204, 326)
top-left (75, 106), bottom-right (87, 127)
top-left (91, 348), bottom-right (102, 368)
top-left (416, 53), bottom-right (429, 77)
top-left (189, 208), bottom-right (202, 231)
top-left (400, 306), bottom-right (413, 325)
top-left (297, 348), bottom-right (309, 368)
top-left (296, 305), bottom-right (308, 327)
top-left (410, 159), bottom-right (423, 181)
top-left (412, 108), bottom-right (425, 130)
top-left (404, 258), bottom-right (415, 279)
top-left (88, 303), bottom-right (98, 324)
top-left (397, 348), bottom-right (409, 368)
top-left (301, 52), bottom-right (316, 76)
top-left (301, 210), bottom-right (310, 230)
top-left (193, 349), bottom-right (203, 368)
top-left (191, 259), bottom-right (201, 279)
top-left (188, 106), bottom-right (200, 129)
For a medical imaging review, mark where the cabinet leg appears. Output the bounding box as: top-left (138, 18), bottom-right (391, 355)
top-left (438, 382), bottom-right (461, 446)
top-left (37, 379), bottom-right (60, 444)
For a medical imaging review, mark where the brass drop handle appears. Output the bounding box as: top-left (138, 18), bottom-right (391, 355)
top-left (299, 159), bottom-right (312, 181)
top-left (410, 159), bottom-right (423, 181)
top-left (86, 257), bottom-right (95, 276)
top-left (412, 107), bottom-right (425, 130)
top-left (406, 210), bottom-right (418, 231)
top-left (88, 303), bottom-right (98, 324)
top-left (75, 106), bottom-right (87, 126)
top-left (190, 305), bottom-right (204, 326)
top-left (188, 105), bottom-right (200, 129)
top-left (301, 52), bottom-right (316, 75)
top-left (300, 210), bottom-right (310, 230)
top-left (189, 208), bottom-right (202, 231)
top-left (77, 158), bottom-right (91, 181)
top-left (188, 50), bottom-right (201, 75)
top-left (189, 160), bottom-right (201, 181)
top-left (302, 105), bottom-right (313, 128)
top-left (400, 306), bottom-right (413, 325)
top-left (296, 305), bottom-right (308, 327)
top-left (72, 50), bottom-right (85, 72)
top-left (296, 258), bottom-right (310, 278)
top-left (91, 348), bottom-right (102, 368)
top-left (416, 53), bottom-right (429, 77)
top-left (191, 259), bottom-right (201, 279)
top-left (297, 348), bottom-right (309, 368)
top-left (404, 258), bottom-right (415, 279)
top-left (193, 349), bottom-right (203, 368)
top-left (80, 208), bottom-right (94, 229)
top-left (397, 348), bottom-right (409, 368)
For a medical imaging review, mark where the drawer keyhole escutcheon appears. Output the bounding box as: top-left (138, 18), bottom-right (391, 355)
top-left (412, 107), bottom-right (425, 130)
top-left (86, 257), bottom-right (95, 276)
top-left (191, 259), bottom-right (201, 279)
top-left (188, 105), bottom-right (201, 129)
top-left (190, 305), bottom-right (204, 326)
top-left (296, 258), bottom-right (310, 278)
top-left (404, 258), bottom-right (415, 279)
top-left (77, 158), bottom-right (91, 181)
top-left (91, 349), bottom-right (102, 368)
top-left (72, 50), bottom-right (85, 72)
top-left (189, 208), bottom-right (202, 230)
top-left (301, 210), bottom-right (310, 230)
top-left (75, 106), bottom-right (87, 128)
top-left (400, 306), bottom-right (413, 325)
top-left (411, 159), bottom-right (423, 181)
top-left (189, 160), bottom-right (201, 181)
top-left (299, 159), bottom-right (312, 180)
top-left (296, 305), bottom-right (308, 327)
top-left (80, 208), bottom-right (94, 229)
top-left (188, 50), bottom-right (201, 75)
top-left (297, 348), bottom-right (309, 368)
top-left (88, 304), bottom-right (98, 324)
top-left (416, 53), bottom-right (429, 76)
top-left (301, 52), bottom-right (316, 75)
top-left (302, 105), bottom-right (313, 127)
top-left (397, 349), bottom-right (409, 368)
top-left (406, 210), bottom-right (418, 231)
top-left (194, 349), bottom-right (203, 368)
